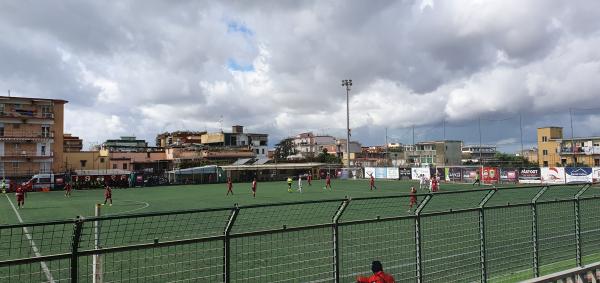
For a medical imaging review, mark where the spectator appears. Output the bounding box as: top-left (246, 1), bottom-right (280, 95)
top-left (356, 261), bottom-right (395, 283)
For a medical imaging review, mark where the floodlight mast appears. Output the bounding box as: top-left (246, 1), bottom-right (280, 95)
top-left (341, 79), bottom-right (352, 168)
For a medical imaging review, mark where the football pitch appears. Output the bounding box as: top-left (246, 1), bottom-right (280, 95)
top-left (2, 179), bottom-right (600, 282)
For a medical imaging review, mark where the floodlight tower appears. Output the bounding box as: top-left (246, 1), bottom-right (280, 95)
top-left (341, 79), bottom-right (352, 167)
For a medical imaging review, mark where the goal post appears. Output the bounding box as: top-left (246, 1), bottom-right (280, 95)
top-left (93, 203), bottom-right (103, 283)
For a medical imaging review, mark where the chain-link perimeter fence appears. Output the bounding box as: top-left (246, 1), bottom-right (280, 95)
top-left (1, 183), bottom-right (599, 282)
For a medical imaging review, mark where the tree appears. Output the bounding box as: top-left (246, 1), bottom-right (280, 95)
top-left (274, 138), bottom-right (297, 161)
top-left (485, 152), bottom-right (536, 167)
top-left (316, 148), bottom-right (342, 164)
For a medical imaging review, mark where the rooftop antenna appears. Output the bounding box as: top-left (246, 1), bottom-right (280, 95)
top-left (7, 90), bottom-right (10, 97)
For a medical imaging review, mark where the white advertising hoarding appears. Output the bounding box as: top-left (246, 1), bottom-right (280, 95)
top-left (541, 167), bottom-right (566, 184)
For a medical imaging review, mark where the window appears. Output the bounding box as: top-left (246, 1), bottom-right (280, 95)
top-left (80, 160), bottom-right (87, 167)
top-left (13, 104), bottom-right (21, 110)
top-left (123, 163), bottom-right (127, 170)
top-left (41, 105), bottom-right (52, 118)
top-left (12, 162), bottom-right (19, 168)
top-left (38, 177), bottom-right (51, 183)
top-left (14, 144), bottom-right (19, 150)
top-left (112, 164), bottom-right (117, 169)
top-left (543, 161), bottom-right (549, 167)
top-left (255, 149), bottom-right (259, 154)
top-left (13, 124), bottom-right (20, 129)
top-left (41, 145), bottom-right (46, 156)
top-left (561, 159), bottom-right (567, 165)
top-left (542, 150), bottom-right (548, 156)
top-left (595, 159), bottom-right (600, 167)
top-left (262, 148), bottom-right (265, 154)
top-left (100, 157), bottom-right (105, 163)
top-left (41, 125), bottom-right (50, 138)
top-left (0, 123), bottom-right (4, 136)
top-left (542, 136), bottom-right (548, 142)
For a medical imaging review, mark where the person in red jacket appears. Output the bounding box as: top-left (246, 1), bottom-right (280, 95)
top-left (356, 261), bottom-right (395, 283)
top-left (307, 172), bottom-right (312, 186)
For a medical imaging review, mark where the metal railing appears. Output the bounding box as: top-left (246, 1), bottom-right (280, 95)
top-left (1, 183), bottom-right (599, 282)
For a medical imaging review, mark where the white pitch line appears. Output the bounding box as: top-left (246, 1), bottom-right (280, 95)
top-left (102, 200), bottom-right (150, 216)
top-left (5, 195), bottom-right (56, 283)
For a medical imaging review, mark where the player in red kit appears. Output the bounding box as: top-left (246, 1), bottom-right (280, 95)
top-left (356, 261), bottom-right (395, 283)
top-left (369, 173), bottom-right (377, 190)
top-left (15, 185), bottom-right (25, 209)
top-left (408, 186), bottom-right (417, 212)
top-left (431, 177), bottom-right (439, 192)
top-left (251, 178), bottom-right (257, 198)
top-left (307, 172), bottom-right (312, 186)
top-left (325, 173), bottom-right (332, 190)
top-left (65, 182), bottom-right (72, 197)
top-left (226, 177), bottom-right (233, 196)
top-left (103, 184), bottom-right (112, 206)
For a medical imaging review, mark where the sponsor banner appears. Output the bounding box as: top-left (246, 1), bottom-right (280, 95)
top-left (411, 167), bottom-right (430, 180)
top-left (541, 167), bottom-right (566, 184)
top-left (364, 167), bottom-right (376, 178)
top-left (462, 168), bottom-right (479, 182)
top-left (500, 168), bottom-right (518, 182)
top-left (375, 167), bottom-right (387, 179)
top-left (565, 167), bottom-right (593, 183)
top-left (435, 168), bottom-right (445, 180)
top-left (399, 168), bottom-right (412, 180)
top-left (386, 167), bottom-right (399, 179)
top-left (519, 168), bottom-right (541, 184)
top-left (448, 168), bottom-right (462, 182)
top-left (594, 168), bottom-right (600, 183)
top-left (482, 167), bottom-right (499, 184)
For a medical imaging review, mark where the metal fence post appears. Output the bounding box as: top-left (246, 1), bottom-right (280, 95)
top-left (478, 189), bottom-right (497, 283)
top-left (531, 186), bottom-right (548, 278)
top-left (332, 198), bottom-right (350, 283)
top-left (223, 204), bottom-right (240, 283)
top-left (415, 194), bottom-right (433, 283)
top-left (71, 217), bottom-right (84, 283)
top-left (575, 184), bottom-right (591, 267)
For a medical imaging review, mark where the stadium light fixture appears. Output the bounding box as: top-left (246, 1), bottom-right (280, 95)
top-left (341, 79), bottom-right (352, 168)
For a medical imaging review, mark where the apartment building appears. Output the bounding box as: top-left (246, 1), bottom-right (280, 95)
top-left (537, 127), bottom-right (600, 167)
top-left (0, 96), bottom-right (66, 178)
top-left (404, 141), bottom-right (462, 166)
top-left (63, 133), bottom-right (83, 152)
top-left (461, 145), bottom-right (498, 164)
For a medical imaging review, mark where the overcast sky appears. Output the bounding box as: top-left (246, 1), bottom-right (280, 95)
top-left (2, 0), bottom-right (600, 152)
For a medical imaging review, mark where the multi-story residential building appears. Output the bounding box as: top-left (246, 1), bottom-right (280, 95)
top-left (0, 96), bottom-right (66, 178)
top-left (404, 141), bottom-right (462, 166)
top-left (63, 134), bottom-right (83, 152)
top-left (292, 132), bottom-right (316, 158)
top-left (103, 136), bottom-right (151, 152)
top-left (336, 139), bottom-right (363, 166)
top-left (155, 131), bottom-right (204, 147)
top-left (537, 127), bottom-right (600, 167)
top-left (461, 145), bottom-right (498, 164)
top-left (201, 126), bottom-right (268, 158)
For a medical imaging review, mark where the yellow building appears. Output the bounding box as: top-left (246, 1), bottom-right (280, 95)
top-left (537, 127), bottom-right (600, 167)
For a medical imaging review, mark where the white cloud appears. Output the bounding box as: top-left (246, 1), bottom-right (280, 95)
top-left (1, 0), bottom-right (600, 150)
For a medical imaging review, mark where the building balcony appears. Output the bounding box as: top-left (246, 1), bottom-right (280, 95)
top-left (0, 110), bottom-right (54, 120)
top-left (0, 151), bottom-right (54, 159)
top-left (560, 146), bottom-right (600, 155)
top-left (0, 131), bottom-right (54, 141)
